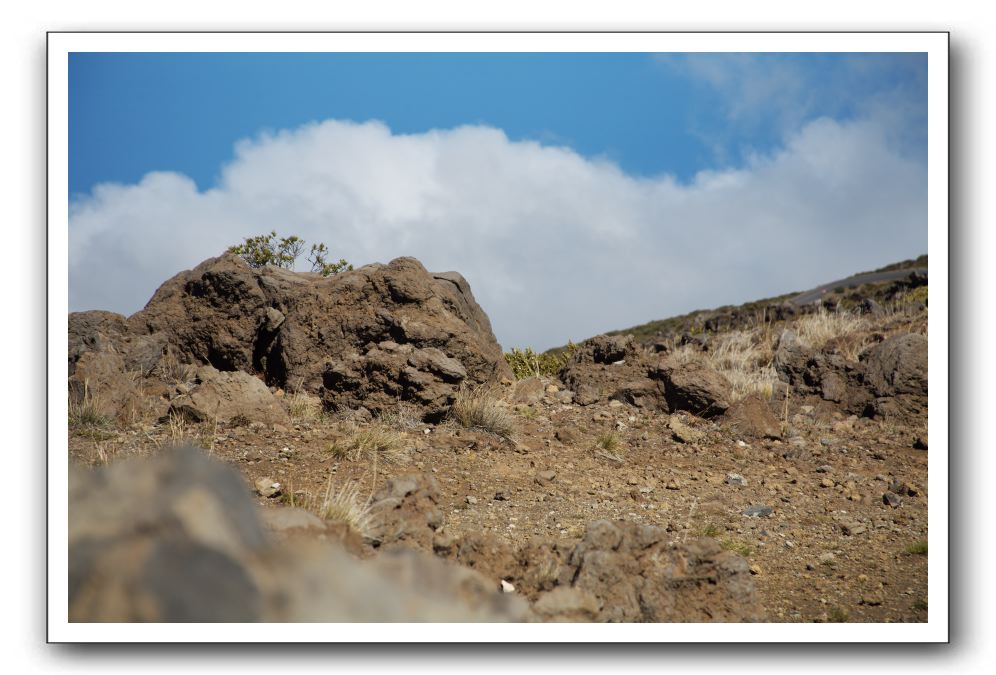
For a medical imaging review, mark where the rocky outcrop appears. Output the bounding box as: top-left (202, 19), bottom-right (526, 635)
top-left (69, 448), bottom-right (529, 622)
top-left (559, 335), bottom-right (663, 408)
top-left (70, 253), bottom-right (511, 423)
top-left (774, 329), bottom-right (926, 420)
top-left (439, 521), bottom-right (762, 622)
top-left (368, 473), bottom-right (445, 550)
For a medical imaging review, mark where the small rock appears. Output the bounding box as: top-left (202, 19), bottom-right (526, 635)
top-left (500, 579), bottom-right (515, 593)
top-left (743, 505), bottom-right (773, 518)
top-left (883, 492), bottom-right (903, 508)
top-left (816, 465), bottom-right (832, 474)
top-left (912, 436), bottom-right (928, 451)
top-left (725, 473), bottom-right (747, 487)
top-left (546, 384), bottom-right (559, 394)
top-left (818, 552), bottom-right (836, 566)
top-left (536, 470), bottom-right (557, 483)
top-left (493, 492), bottom-right (508, 501)
top-left (608, 400), bottom-right (624, 409)
top-left (820, 477), bottom-right (835, 488)
top-left (749, 564), bottom-right (762, 575)
top-left (254, 477), bottom-right (281, 498)
top-left (272, 424), bottom-right (290, 433)
top-left (665, 479), bottom-right (680, 490)
top-left (465, 495), bottom-right (478, 505)
top-left (800, 405), bottom-right (815, 414)
top-left (668, 418), bottom-right (705, 444)
top-left (555, 428), bottom-right (579, 444)
top-left (841, 522), bottom-right (866, 536)
top-left (638, 486), bottom-right (653, 494)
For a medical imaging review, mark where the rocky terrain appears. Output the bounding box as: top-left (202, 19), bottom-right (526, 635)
top-left (67, 252), bottom-right (929, 623)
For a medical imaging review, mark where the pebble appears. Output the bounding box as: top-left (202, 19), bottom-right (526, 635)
top-left (254, 477), bottom-right (281, 498)
top-left (500, 580), bottom-right (515, 593)
top-left (743, 505), bottom-right (773, 518)
top-left (841, 522), bottom-right (866, 536)
top-left (725, 473), bottom-right (747, 487)
top-left (536, 470), bottom-right (557, 483)
top-left (820, 477), bottom-right (835, 488)
top-left (883, 492), bottom-right (903, 507)
top-left (665, 479), bottom-right (680, 490)
top-left (749, 564), bottom-right (762, 575)
top-left (465, 495), bottom-right (478, 505)
top-left (816, 465), bottom-right (832, 473)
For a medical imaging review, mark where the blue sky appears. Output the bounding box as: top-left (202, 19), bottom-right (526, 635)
top-left (69, 52), bottom-right (928, 349)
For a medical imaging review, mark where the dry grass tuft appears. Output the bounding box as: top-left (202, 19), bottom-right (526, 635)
top-left (449, 387), bottom-right (515, 440)
top-left (329, 423), bottom-right (408, 465)
top-left (155, 348), bottom-right (196, 386)
top-left (69, 380), bottom-right (110, 429)
top-left (378, 401), bottom-right (423, 430)
top-left (793, 306), bottom-right (868, 354)
top-left (705, 330), bottom-right (778, 401)
top-left (314, 476), bottom-right (377, 539)
top-left (287, 390), bottom-right (324, 423)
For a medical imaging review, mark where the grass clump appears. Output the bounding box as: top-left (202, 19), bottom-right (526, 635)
top-left (286, 390), bottom-right (323, 423)
top-left (592, 432), bottom-right (624, 464)
top-left (329, 423), bottom-right (407, 464)
top-left (701, 523), bottom-right (722, 538)
top-left (905, 540), bottom-right (928, 556)
top-left (504, 342), bottom-right (577, 379)
top-left (378, 401), bottom-right (423, 430)
top-left (721, 538), bottom-right (753, 558)
top-left (68, 381), bottom-right (110, 429)
top-left (793, 306), bottom-right (868, 356)
top-left (449, 388), bottom-right (515, 440)
top-left (315, 476), bottom-right (376, 539)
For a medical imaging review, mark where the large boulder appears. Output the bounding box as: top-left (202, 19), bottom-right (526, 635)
top-left (69, 448), bottom-right (529, 622)
top-left (125, 254), bottom-right (511, 420)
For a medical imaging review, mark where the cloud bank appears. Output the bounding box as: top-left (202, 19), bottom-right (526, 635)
top-left (70, 116), bottom-right (926, 350)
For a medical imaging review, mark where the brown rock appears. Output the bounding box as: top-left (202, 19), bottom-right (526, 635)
top-left (652, 360), bottom-right (731, 418)
top-left (123, 253), bottom-right (510, 421)
top-left (721, 395), bottom-right (782, 439)
top-left (512, 377), bottom-right (546, 405)
top-left (168, 365), bottom-right (290, 425)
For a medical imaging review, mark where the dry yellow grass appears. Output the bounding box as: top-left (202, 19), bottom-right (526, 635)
top-left (329, 423), bottom-right (408, 465)
top-left (314, 476), bottom-right (376, 539)
top-left (793, 306), bottom-right (868, 352)
top-left (449, 387), bottom-right (515, 440)
top-left (286, 390), bottom-right (323, 422)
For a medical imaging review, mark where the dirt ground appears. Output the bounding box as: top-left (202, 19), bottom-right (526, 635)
top-left (69, 380), bottom-right (928, 623)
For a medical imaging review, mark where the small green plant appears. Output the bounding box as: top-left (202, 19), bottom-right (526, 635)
top-left (449, 387), bottom-right (515, 440)
top-left (229, 231), bottom-right (351, 277)
top-left (701, 523), bottom-right (722, 538)
top-left (905, 540), bottom-right (928, 555)
top-left (592, 433), bottom-right (624, 463)
top-left (721, 538), bottom-right (753, 557)
top-left (828, 606), bottom-right (850, 623)
top-left (504, 342), bottom-right (577, 379)
top-left (307, 242), bottom-right (353, 276)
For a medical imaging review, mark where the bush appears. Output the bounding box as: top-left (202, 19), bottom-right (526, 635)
top-left (229, 231), bottom-right (352, 276)
top-left (505, 342), bottom-right (577, 379)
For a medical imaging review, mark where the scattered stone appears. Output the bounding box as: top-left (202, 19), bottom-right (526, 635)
top-left (465, 496), bottom-right (478, 505)
top-left (743, 505), bottom-right (773, 518)
top-left (816, 465), bottom-right (832, 474)
top-left (255, 477), bottom-right (281, 498)
top-left (841, 522), bottom-right (867, 536)
top-left (500, 579), bottom-right (515, 593)
top-left (545, 384), bottom-right (559, 394)
top-left (555, 428), bottom-right (579, 445)
top-left (665, 479), bottom-right (680, 491)
top-left (913, 436), bottom-right (928, 451)
top-left (512, 377), bottom-right (546, 405)
top-left (883, 492), bottom-right (903, 508)
top-left (818, 552), bottom-right (836, 566)
top-left (820, 477), bottom-right (835, 488)
top-left (532, 587), bottom-right (601, 622)
top-left (536, 470), bottom-right (557, 483)
top-left (749, 564), bottom-right (762, 576)
top-left (725, 473), bottom-right (747, 487)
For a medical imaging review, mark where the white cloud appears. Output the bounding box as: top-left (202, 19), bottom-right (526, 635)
top-left (69, 116), bottom-right (926, 351)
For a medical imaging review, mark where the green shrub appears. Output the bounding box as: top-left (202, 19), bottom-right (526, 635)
top-left (229, 231), bottom-right (352, 277)
top-left (505, 342), bottom-right (577, 379)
